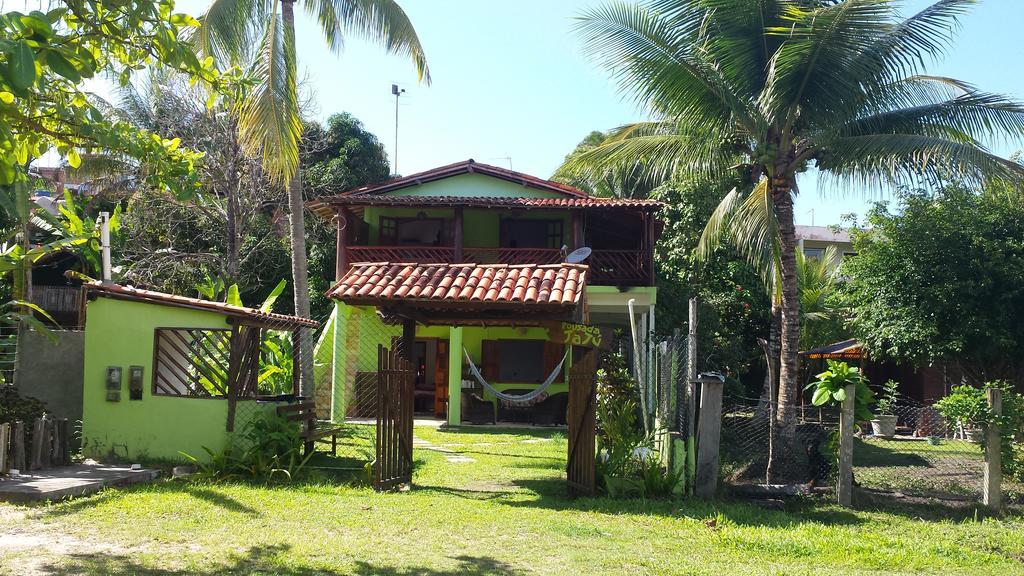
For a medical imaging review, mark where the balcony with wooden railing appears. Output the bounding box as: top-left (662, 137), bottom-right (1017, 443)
top-left (343, 245), bottom-right (652, 286)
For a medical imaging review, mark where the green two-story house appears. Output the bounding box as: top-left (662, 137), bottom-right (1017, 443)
top-left (309, 160), bottom-right (661, 426)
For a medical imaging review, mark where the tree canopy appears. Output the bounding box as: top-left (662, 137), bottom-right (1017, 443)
top-left (841, 185), bottom-right (1024, 385)
top-left (302, 112), bottom-right (391, 196)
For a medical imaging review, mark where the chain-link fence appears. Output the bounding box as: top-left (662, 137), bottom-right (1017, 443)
top-left (719, 401), bottom-right (839, 488)
top-left (852, 400), bottom-right (1024, 505)
top-left (226, 305), bottom-right (405, 473)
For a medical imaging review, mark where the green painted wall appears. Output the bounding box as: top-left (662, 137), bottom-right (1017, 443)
top-left (81, 297), bottom-right (274, 462)
top-left (389, 173), bottom-right (564, 199)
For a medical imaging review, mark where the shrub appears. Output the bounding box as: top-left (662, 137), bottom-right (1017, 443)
top-left (182, 411), bottom-right (312, 482)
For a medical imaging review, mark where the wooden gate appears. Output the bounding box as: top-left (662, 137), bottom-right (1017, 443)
top-left (375, 344), bottom-right (414, 491)
top-left (567, 348), bottom-right (598, 496)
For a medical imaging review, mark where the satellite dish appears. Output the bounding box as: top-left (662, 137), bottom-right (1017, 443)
top-left (565, 247), bottom-right (592, 264)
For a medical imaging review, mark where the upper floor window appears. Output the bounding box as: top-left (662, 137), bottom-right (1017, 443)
top-left (379, 216), bottom-right (451, 246)
top-left (500, 219), bottom-right (563, 249)
top-left (803, 247), bottom-right (825, 260)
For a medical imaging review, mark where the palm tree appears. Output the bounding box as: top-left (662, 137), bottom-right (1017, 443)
top-left (558, 0), bottom-right (1024, 474)
top-left (195, 0), bottom-right (430, 394)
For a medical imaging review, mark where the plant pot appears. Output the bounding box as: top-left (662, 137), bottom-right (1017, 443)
top-left (870, 414), bottom-right (897, 438)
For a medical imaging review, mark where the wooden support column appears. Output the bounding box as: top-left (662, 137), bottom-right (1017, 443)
top-left (694, 378), bottom-right (724, 498)
top-left (454, 207), bottom-right (464, 263)
top-left (571, 210), bottom-right (584, 249)
top-left (292, 329), bottom-right (302, 396)
top-left (447, 326), bottom-right (463, 426)
top-left (401, 318), bottom-right (416, 364)
top-left (645, 212), bottom-right (656, 286)
top-left (838, 383), bottom-right (855, 507)
top-left (984, 387), bottom-right (1003, 511)
top-left (336, 208), bottom-right (350, 281)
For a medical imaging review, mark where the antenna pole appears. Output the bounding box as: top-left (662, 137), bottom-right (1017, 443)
top-left (391, 84), bottom-right (405, 174)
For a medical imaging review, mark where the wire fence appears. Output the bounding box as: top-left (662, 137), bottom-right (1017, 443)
top-left (852, 400), bottom-right (1023, 505)
top-left (719, 401), bottom-right (839, 488)
top-left (224, 305), bottom-right (400, 473)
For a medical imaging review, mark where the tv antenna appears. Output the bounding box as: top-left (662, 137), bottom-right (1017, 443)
top-left (391, 84), bottom-right (406, 174)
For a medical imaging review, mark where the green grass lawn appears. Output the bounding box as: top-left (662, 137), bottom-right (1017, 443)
top-left (3, 426), bottom-right (1024, 575)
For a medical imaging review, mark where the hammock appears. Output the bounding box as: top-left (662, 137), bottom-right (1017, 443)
top-left (463, 348), bottom-right (568, 405)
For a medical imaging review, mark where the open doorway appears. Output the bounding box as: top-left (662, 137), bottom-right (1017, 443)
top-left (412, 339), bottom-right (448, 417)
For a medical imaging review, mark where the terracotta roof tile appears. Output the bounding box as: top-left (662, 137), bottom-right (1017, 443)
top-left (308, 194), bottom-right (662, 219)
top-left (328, 262), bottom-right (587, 308)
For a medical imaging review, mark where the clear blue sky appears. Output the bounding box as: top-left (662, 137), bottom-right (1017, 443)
top-left (176, 0), bottom-right (1024, 226)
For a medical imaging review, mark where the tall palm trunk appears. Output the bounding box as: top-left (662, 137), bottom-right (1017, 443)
top-left (281, 0), bottom-right (313, 397)
top-left (769, 176), bottom-right (801, 478)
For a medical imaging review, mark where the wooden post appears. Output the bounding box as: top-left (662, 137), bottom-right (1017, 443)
top-left (12, 421), bottom-right (25, 471)
top-left (694, 378), bottom-right (724, 498)
top-left (838, 383), bottom-right (855, 507)
top-left (571, 210), bottom-right (584, 249)
top-left (984, 387), bottom-right (1003, 511)
top-left (401, 318), bottom-right (416, 364)
top-left (453, 207), bottom-right (464, 263)
top-left (335, 208), bottom-right (350, 281)
top-left (685, 298), bottom-right (698, 494)
top-left (57, 418), bottom-right (70, 466)
top-left (0, 422), bottom-right (8, 473)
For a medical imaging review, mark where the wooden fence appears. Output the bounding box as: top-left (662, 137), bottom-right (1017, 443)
top-left (1, 417), bottom-right (71, 473)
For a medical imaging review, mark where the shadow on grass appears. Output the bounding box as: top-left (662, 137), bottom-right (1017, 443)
top-left (495, 478), bottom-right (867, 528)
top-left (36, 544), bottom-right (522, 575)
top-left (853, 438), bottom-right (931, 468)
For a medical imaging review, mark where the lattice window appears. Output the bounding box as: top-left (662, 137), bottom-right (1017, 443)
top-left (152, 328), bottom-right (232, 398)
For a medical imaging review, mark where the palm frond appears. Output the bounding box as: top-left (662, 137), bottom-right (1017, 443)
top-left (819, 133), bottom-right (1024, 190)
top-left (303, 0), bottom-right (431, 84)
top-left (556, 121), bottom-right (743, 187)
top-left (840, 91), bottom-right (1024, 147)
top-left (235, 4), bottom-right (303, 185)
top-left (194, 0), bottom-right (269, 65)
top-left (698, 178), bottom-right (782, 301)
top-left (575, 1), bottom-right (760, 134)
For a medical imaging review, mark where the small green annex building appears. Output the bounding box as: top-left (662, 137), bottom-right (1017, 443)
top-left (79, 283), bottom-right (317, 462)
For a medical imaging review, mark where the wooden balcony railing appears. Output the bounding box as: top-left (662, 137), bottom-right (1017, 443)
top-left (344, 246), bottom-right (652, 286)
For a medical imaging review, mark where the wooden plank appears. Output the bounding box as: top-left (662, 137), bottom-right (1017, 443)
top-left (984, 387), bottom-right (1003, 511)
top-left (12, 421), bottom-right (25, 471)
top-left (567, 349), bottom-right (597, 496)
top-left (277, 402), bottom-right (316, 414)
top-left (838, 383), bottom-right (855, 507)
top-left (0, 422), bottom-right (8, 473)
top-left (694, 379), bottom-right (724, 499)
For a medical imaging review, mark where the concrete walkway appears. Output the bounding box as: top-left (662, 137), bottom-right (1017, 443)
top-left (0, 463), bottom-right (159, 503)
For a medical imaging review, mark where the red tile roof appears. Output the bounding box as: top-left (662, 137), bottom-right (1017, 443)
top-left (84, 283), bottom-right (319, 328)
top-left (344, 159), bottom-right (587, 197)
top-left (328, 262), bottom-right (587, 308)
top-left (308, 194), bottom-right (661, 218)
top-left (304, 159), bottom-right (662, 219)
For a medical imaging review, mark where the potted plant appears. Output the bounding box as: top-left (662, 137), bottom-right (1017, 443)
top-left (806, 360), bottom-right (874, 421)
top-left (932, 385), bottom-right (988, 442)
top-left (870, 379), bottom-right (900, 438)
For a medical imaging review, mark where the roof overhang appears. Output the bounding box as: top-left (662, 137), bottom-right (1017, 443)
top-left (83, 283), bottom-right (318, 330)
top-left (328, 262), bottom-right (587, 323)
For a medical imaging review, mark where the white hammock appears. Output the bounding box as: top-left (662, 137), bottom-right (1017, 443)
top-left (463, 348), bottom-right (568, 405)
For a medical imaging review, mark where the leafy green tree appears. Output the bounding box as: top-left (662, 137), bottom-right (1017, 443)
top-left (841, 186), bottom-right (1024, 386)
top-left (558, 0), bottom-right (1024, 472)
top-left (196, 0), bottom-right (430, 394)
top-left (302, 112), bottom-right (390, 196)
top-left (1, 1), bottom-right (230, 311)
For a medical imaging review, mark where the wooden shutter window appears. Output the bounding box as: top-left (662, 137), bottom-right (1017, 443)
top-left (480, 340), bottom-right (500, 381)
top-left (543, 341), bottom-right (565, 383)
